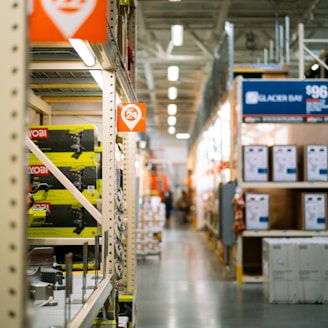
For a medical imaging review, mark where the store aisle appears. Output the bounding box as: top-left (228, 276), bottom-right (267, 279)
top-left (136, 219), bottom-right (328, 328)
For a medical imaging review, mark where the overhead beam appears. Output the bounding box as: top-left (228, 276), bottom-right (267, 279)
top-left (41, 96), bottom-right (102, 103)
top-left (30, 60), bottom-right (102, 71)
top-left (29, 91), bottom-right (51, 115)
top-left (30, 83), bottom-right (99, 89)
top-left (52, 110), bottom-right (102, 116)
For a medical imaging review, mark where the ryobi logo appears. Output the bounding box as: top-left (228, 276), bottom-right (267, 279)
top-left (29, 128), bottom-right (49, 139)
top-left (33, 202), bottom-right (51, 211)
top-left (28, 165), bottom-right (50, 176)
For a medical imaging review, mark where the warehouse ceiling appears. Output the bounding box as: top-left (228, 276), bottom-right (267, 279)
top-left (30, 0), bottom-right (328, 148)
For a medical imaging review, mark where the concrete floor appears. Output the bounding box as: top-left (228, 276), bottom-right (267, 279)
top-left (136, 219), bottom-right (328, 328)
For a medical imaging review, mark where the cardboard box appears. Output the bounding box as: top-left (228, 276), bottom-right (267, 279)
top-left (318, 239), bottom-right (328, 303)
top-left (263, 238), bottom-right (328, 303)
top-left (29, 152), bottom-right (98, 166)
top-left (300, 193), bottom-right (327, 230)
top-left (304, 145), bottom-right (328, 181)
top-left (28, 124), bottom-right (98, 157)
top-left (262, 238), bottom-right (298, 303)
top-left (28, 163), bottom-right (98, 192)
top-left (245, 193), bottom-right (269, 230)
top-left (271, 145), bottom-right (297, 181)
top-left (296, 241), bottom-right (322, 303)
top-left (28, 202), bottom-right (100, 237)
top-left (243, 145), bottom-right (268, 181)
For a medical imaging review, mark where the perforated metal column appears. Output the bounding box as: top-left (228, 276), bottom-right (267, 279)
top-left (122, 133), bottom-right (137, 291)
top-left (102, 70), bottom-right (117, 278)
top-left (0, 1), bottom-right (28, 327)
top-left (127, 5), bottom-right (137, 86)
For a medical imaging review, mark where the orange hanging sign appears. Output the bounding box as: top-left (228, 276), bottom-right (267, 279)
top-left (29, 0), bottom-right (107, 42)
top-left (117, 103), bottom-right (146, 132)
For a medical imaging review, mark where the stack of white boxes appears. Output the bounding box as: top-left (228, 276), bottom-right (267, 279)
top-left (263, 238), bottom-right (328, 303)
top-left (136, 196), bottom-right (165, 256)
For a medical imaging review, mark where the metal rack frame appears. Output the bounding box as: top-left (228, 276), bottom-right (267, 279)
top-left (0, 1), bottom-right (28, 327)
top-left (1, 1), bottom-right (138, 327)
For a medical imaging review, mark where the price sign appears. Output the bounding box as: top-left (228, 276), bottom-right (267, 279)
top-left (117, 103), bottom-right (146, 132)
top-left (29, 0), bottom-right (107, 42)
top-left (305, 84), bottom-right (328, 99)
top-left (242, 80), bottom-right (328, 123)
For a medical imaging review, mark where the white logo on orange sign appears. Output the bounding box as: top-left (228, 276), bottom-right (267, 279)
top-left (41, 0), bottom-right (96, 38)
top-left (121, 104), bottom-right (142, 131)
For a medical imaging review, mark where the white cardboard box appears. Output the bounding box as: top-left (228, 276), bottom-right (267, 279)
top-left (304, 145), bottom-right (328, 181)
top-left (262, 238), bottom-right (298, 303)
top-left (271, 145), bottom-right (297, 181)
top-left (296, 240), bottom-right (322, 303)
top-left (263, 238), bottom-right (328, 303)
top-left (245, 193), bottom-right (269, 230)
top-left (243, 145), bottom-right (268, 181)
top-left (301, 193), bottom-right (327, 230)
top-left (317, 239), bottom-right (328, 303)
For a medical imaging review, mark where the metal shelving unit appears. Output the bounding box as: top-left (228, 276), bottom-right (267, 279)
top-left (0, 1), bottom-right (28, 327)
top-left (1, 1), bottom-right (139, 327)
top-left (233, 74), bottom-right (328, 284)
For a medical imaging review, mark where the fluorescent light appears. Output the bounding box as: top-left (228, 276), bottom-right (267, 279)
top-left (168, 66), bottom-right (179, 81)
top-left (139, 140), bottom-right (147, 149)
top-left (171, 25), bottom-right (183, 46)
top-left (168, 126), bottom-right (176, 134)
top-left (176, 133), bottom-right (190, 140)
top-left (167, 116), bottom-right (176, 126)
top-left (311, 63), bottom-right (319, 71)
top-left (90, 70), bottom-right (103, 90)
top-left (69, 38), bottom-right (96, 67)
top-left (168, 87), bottom-right (178, 100)
top-left (169, 0), bottom-right (181, 2)
top-left (167, 104), bottom-right (177, 115)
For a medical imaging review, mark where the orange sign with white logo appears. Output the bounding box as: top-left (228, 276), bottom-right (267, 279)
top-left (30, 0), bottom-right (107, 42)
top-left (117, 103), bottom-right (146, 132)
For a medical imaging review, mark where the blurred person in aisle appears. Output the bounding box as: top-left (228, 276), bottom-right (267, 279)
top-left (164, 189), bottom-right (174, 226)
top-left (176, 190), bottom-right (190, 224)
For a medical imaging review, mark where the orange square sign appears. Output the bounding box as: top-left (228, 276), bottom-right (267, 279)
top-left (29, 0), bottom-right (107, 42)
top-left (117, 103), bottom-right (147, 132)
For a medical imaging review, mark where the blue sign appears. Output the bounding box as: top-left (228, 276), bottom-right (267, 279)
top-left (242, 80), bottom-right (328, 123)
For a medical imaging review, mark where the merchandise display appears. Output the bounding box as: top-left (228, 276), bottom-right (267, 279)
top-left (28, 125), bottom-right (98, 156)
top-left (136, 197), bottom-right (165, 257)
top-left (304, 144), bottom-right (328, 181)
top-left (271, 145), bottom-right (298, 182)
top-left (263, 238), bottom-right (328, 303)
top-left (245, 193), bottom-right (269, 230)
top-left (300, 193), bottom-right (327, 230)
top-left (243, 145), bottom-right (268, 181)
top-left (28, 124), bottom-right (101, 238)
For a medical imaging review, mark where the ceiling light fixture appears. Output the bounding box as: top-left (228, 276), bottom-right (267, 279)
top-left (168, 126), bottom-right (176, 134)
top-left (176, 133), bottom-right (190, 140)
top-left (167, 104), bottom-right (177, 115)
top-left (167, 116), bottom-right (177, 126)
top-left (167, 65), bottom-right (179, 81)
top-left (69, 38), bottom-right (96, 67)
top-left (90, 70), bottom-right (103, 90)
top-left (168, 87), bottom-right (178, 100)
top-left (311, 63), bottom-right (319, 71)
top-left (171, 25), bottom-right (183, 46)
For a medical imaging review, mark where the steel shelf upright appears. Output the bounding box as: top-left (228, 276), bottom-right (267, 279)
top-left (0, 1), bottom-right (28, 327)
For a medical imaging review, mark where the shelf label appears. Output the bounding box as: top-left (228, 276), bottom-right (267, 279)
top-left (29, 0), bottom-right (107, 42)
top-left (242, 80), bottom-right (328, 123)
top-left (117, 103), bottom-right (146, 132)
